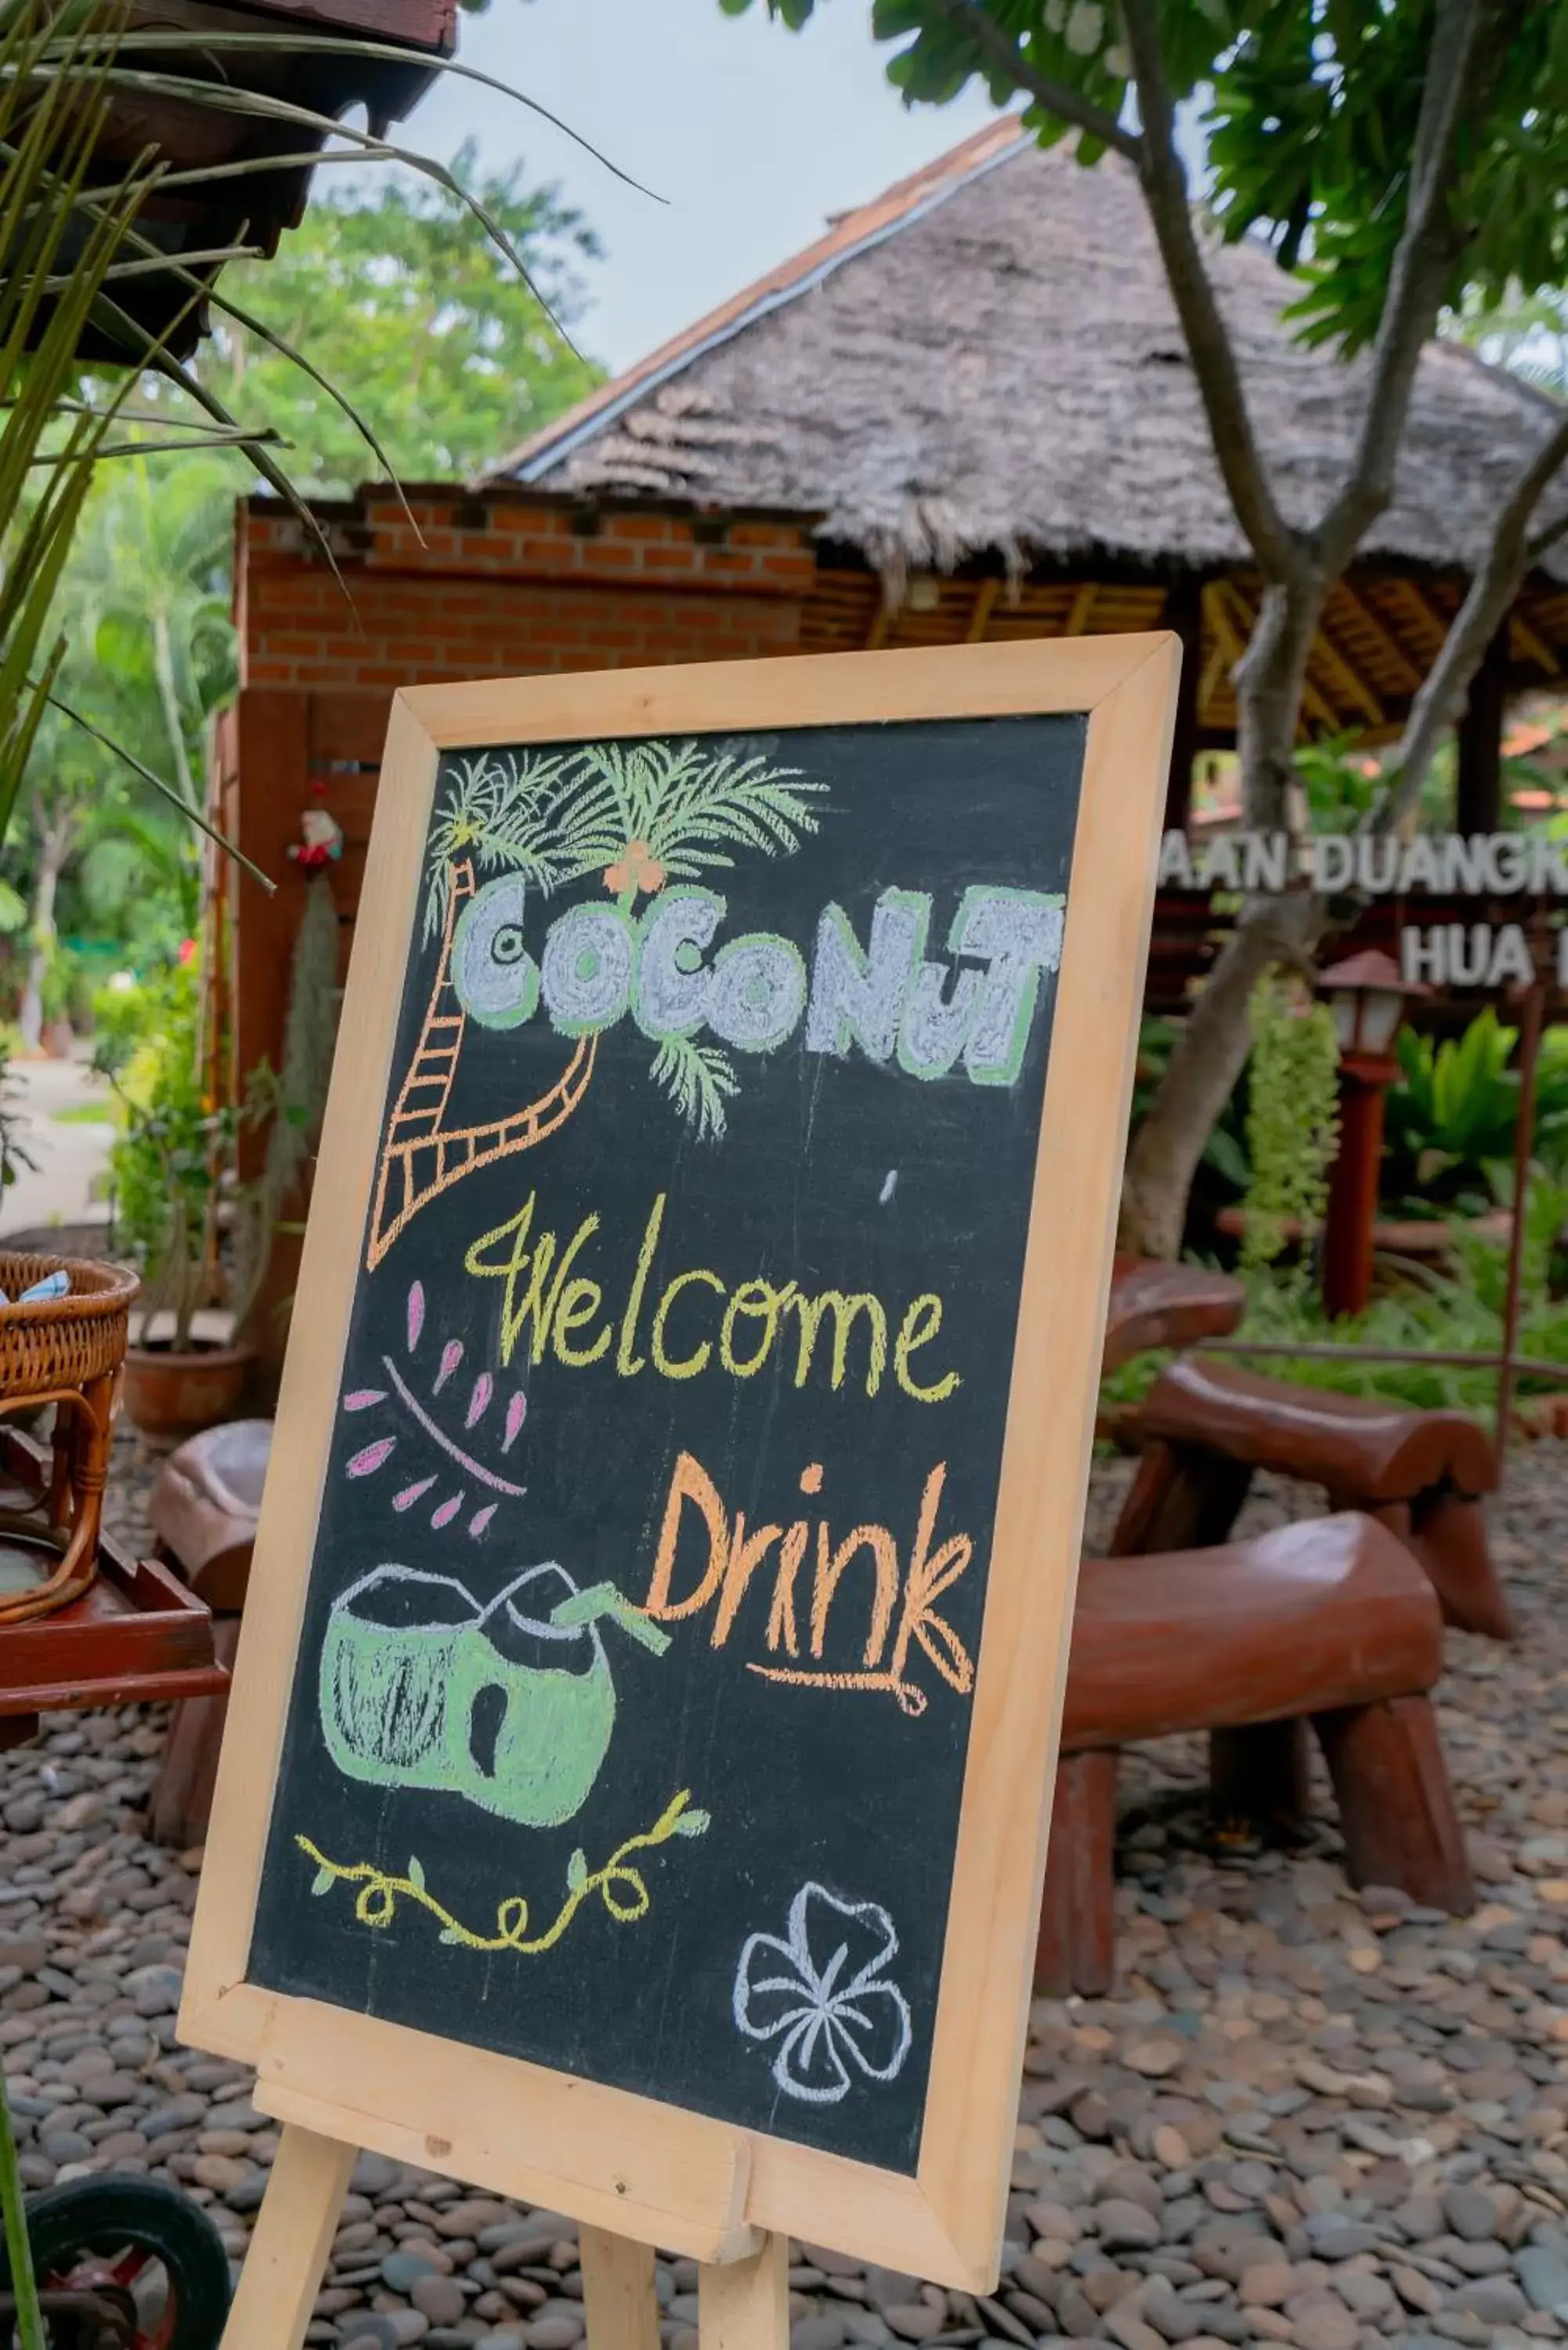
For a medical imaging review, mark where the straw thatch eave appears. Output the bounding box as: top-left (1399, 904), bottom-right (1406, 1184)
top-left (494, 121), bottom-right (1568, 597)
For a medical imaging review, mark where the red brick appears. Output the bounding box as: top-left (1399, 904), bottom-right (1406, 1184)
top-left (605, 514), bottom-right (677, 542)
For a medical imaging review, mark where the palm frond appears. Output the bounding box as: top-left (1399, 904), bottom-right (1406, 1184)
top-left (641, 743), bottom-right (826, 870)
top-left (422, 749), bottom-right (576, 941)
top-left (649, 1035), bottom-right (739, 1143)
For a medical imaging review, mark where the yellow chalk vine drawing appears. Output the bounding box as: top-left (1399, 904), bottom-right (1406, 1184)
top-left (296, 1788), bottom-right (710, 1954)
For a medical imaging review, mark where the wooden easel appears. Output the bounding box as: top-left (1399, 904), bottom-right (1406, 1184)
top-left (221, 2121), bottom-right (787, 2350)
top-left (179, 638), bottom-right (1181, 2350)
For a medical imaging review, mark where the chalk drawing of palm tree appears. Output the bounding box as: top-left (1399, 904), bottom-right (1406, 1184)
top-left (368, 739), bottom-right (825, 1267)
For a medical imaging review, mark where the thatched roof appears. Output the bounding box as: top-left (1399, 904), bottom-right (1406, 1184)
top-left (492, 118), bottom-right (1568, 588)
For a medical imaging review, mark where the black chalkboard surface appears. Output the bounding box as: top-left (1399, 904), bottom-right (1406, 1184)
top-left (249, 710), bottom-right (1083, 2176)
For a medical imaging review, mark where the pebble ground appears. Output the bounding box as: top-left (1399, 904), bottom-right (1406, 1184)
top-left (1, 1437), bottom-right (1565, 2350)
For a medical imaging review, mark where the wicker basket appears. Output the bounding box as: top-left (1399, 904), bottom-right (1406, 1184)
top-left (0, 1253), bottom-right (139, 1401)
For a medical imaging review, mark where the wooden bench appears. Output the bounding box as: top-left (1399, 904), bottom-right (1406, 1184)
top-left (1113, 1354), bottom-right (1511, 1640)
top-left (1101, 1255), bottom-right (1245, 1375)
top-left (1039, 1512), bottom-right (1472, 1996)
top-left (146, 1419), bottom-right (269, 1848)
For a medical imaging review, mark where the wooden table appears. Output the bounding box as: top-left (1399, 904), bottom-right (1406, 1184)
top-left (0, 1428), bottom-right (227, 1747)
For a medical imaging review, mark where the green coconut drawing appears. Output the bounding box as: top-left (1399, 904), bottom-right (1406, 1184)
top-left (320, 1561), bottom-right (669, 1827)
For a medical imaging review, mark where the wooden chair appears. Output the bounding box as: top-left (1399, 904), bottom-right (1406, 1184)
top-left (1039, 1513), bottom-right (1472, 1997)
top-left (146, 1419), bottom-right (270, 1847)
top-left (1114, 1354), bottom-right (1511, 1640)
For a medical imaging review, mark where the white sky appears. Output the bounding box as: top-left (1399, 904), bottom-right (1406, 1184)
top-left (405, 0), bottom-right (1003, 375)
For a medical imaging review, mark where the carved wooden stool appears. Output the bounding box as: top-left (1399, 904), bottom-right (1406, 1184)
top-left (146, 1417), bottom-right (270, 1846)
top-left (1039, 1513), bottom-right (1472, 1997)
top-left (1114, 1354), bottom-right (1510, 1639)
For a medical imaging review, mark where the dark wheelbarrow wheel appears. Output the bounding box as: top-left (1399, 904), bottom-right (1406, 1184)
top-left (0, 2176), bottom-right (232, 2350)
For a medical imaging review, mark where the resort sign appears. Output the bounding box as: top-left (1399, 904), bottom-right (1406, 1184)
top-left (1160, 829), bottom-right (1568, 989)
top-left (178, 635), bottom-right (1179, 2348)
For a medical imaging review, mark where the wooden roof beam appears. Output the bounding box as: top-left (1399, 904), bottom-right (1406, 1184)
top-left (1064, 583), bottom-right (1097, 636)
top-left (1198, 580), bottom-right (1234, 720)
top-left (1310, 617), bottom-right (1386, 728)
top-left (1511, 610), bottom-right (1562, 678)
top-left (1333, 580), bottom-right (1424, 695)
top-left (966, 578), bottom-right (1001, 642)
top-left (1388, 576), bottom-right (1451, 656)
top-left (1218, 580), bottom-right (1340, 734)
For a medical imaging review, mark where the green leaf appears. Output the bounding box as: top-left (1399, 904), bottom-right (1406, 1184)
top-left (407, 1856), bottom-right (426, 1891)
top-left (673, 1808), bottom-right (711, 1838)
top-left (438, 1929), bottom-right (463, 1945)
top-left (567, 1849), bottom-right (588, 1892)
top-left (311, 1867), bottom-right (334, 1896)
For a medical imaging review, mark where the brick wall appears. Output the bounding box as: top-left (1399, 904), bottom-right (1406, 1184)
top-left (238, 492), bottom-right (816, 689)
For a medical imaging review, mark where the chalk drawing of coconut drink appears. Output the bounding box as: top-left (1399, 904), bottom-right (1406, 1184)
top-left (320, 1561), bottom-right (670, 1828)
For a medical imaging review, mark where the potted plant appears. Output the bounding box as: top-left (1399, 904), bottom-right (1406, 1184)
top-left (99, 956), bottom-right (251, 1439)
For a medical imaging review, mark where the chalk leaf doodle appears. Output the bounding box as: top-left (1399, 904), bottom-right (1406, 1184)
top-left (298, 1788), bottom-right (710, 1955)
top-left (368, 740), bottom-right (827, 1265)
top-left (320, 1562), bottom-right (670, 1827)
top-left (345, 1280), bottom-right (528, 1539)
top-left (732, 1883), bottom-right (912, 2106)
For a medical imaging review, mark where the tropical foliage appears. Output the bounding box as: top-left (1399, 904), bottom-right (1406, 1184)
top-left (1102, 1174), bottom-right (1568, 1423)
top-left (3, 146), bottom-right (605, 1028)
top-left (0, 5), bottom-right (177, 846)
top-left (1386, 1010), bottom-right (1568, 1207)
top-left (725, 0), bottom-right (1568, 1261)
top-left (193, 143), bottom-right (602, 494)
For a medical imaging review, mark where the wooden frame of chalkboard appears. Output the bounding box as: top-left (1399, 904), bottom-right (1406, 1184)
top-left (181, 634), bottom-right (1179, 2341)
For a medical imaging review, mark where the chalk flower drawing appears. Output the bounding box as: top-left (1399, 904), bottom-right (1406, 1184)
top-left (343, 1279), bottom-right (528, 1539)
top-left (297, 1788), bottom-right (710, 1955)
top-left (733, 1883), bottom-right (912, 2106)
top-left (368, 740), bottom-right (826, 1266)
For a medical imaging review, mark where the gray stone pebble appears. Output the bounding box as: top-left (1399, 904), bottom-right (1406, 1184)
top-left (5, 1433), bottom-right (1568, 2346)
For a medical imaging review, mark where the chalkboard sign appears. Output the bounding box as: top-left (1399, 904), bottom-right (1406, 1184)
top-left (182, 637), bottom-right (1178, 2294)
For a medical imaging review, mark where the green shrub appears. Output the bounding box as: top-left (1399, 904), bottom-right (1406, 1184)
top-left (1240, 974), bottom-right (1339, 1282)
top-left (1104, 1180), bottom-right (1568, 1423)
top-left (99, 957), bottom-right (233, 1346)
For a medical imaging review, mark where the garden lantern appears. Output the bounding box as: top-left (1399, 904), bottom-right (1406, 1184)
top-left (1318, 949), bottom-right (1425, 1318)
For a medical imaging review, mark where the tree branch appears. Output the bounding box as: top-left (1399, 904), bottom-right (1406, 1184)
top-left (1382, 408), bottom-right (1568, 831)
top-left (1317, 0), bottom-right (1501, 569)
top-left (919, 0), bottom-right (1141, 164)
top-left (1117, 0), bottom-right (1299, 582)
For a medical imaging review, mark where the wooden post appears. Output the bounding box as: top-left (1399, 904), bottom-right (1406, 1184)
top-left (699, 2231), bottom-right (790, 2350)
top-left (221, 2123), bottom-right (355, 2350)
top-left (1454, 619), bottom-right (1510, 833)
top-left (1321, 1073), bottom-right (1386, 1320)
top-left (581, 2227), bottom-right (663, 2350)
top-left (1161, 574), bottom-right (1205, 831)
top-left (1495, 978), bottom-right (1545, 1461)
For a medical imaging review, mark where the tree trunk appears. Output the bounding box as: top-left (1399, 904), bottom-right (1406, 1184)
top-left (1120, 570), bottom-right (1326, 1257)
top-left (18, 827), bottom-right (67, 1054)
